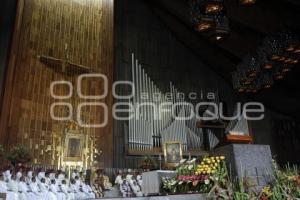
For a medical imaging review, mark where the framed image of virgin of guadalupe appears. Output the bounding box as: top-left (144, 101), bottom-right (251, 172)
top-left (164, 141), bottom-right (182, 165)
top-left (64, 133), bottom-right (85, 162)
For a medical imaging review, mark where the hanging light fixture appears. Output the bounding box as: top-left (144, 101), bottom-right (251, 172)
top-left (204, 0), bottom-right (225, 15)
top-left (194, 15), bottom-right (215, 32)
top-left (190, 0), bottom-right (229, 39)
top-left (231, 30), bottom-right (299, 93)
top-left (239, 0), bottom-right (256, 6)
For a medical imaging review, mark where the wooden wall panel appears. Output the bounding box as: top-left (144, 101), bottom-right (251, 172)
top-left (0, 0), bottom-right (113, 167)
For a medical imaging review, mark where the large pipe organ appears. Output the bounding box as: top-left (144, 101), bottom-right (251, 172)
top-left (127, 54), bottom-right (214, 155)
top-left (126, 54), bottom-right (252, 156)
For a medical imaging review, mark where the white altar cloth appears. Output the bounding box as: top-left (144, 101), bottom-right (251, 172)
top-left (142, 170), bottom-right (176, 196)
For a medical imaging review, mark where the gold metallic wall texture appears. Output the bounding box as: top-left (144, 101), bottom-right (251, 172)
top-left (0, 0), bottom-right (114, 167)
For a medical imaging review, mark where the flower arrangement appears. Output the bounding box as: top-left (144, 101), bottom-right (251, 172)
top-left (161, 156), bottom-right (228, 194)
top-left (257, 161), bottom-right (300, 199)
top-left (161, 156), bottom-right (300, 199)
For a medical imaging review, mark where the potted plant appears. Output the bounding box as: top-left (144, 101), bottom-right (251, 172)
top-left (7, 145), bottom-right (32, 166)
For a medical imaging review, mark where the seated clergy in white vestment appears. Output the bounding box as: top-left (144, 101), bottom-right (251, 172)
top-left (28, 177), bottom-right (44, 200)
top-left (136, 173), bottom-right (142, 187)
top-left (4, 174), bottom-right (19, 200)
top-left (120, 180), bottom-right (132, 197)
top-left (70, 179), bottom-right (86, 200)
top-left (39, 178), bottom-right (57, 200)
top-left (61, 179), bottom-right (74, 200)
top-left (81, 181), bottom-right (95, 199)
top-left (26, 170), bottom-right (33, 184)
top-left (17, 176), bottom-right (29, 200)
top-left (3, 169), bottom-right (12, 182)
top-left (131, 180), bottom-right (143, 197)
top-left (16, 169), bottom-right (23, 182)
top-left (50, 179), bottom-right (66, 200)
top-left (37, 169), bottom-right (46, 182)
top-left (71, 170), bottom-right (79, 180)
top-left (126, 169), bottom-right (133, 185)
top-left (114, 170), bottom-right (123, 185)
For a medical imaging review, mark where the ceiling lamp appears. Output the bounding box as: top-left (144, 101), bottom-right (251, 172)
top-left (231, 30), bottom-right (299, 93)
top-left (239, 0), bottom-right (256, 6)
top-left (194, 15), bottom-right (215, 32)
top-left (190, 0), bottom-right (229, 38)
top-left (204, 0), bottom-right (225, 15)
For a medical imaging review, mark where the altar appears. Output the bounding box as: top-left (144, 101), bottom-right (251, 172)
top-left (142, 170), bottom-right (176, 196)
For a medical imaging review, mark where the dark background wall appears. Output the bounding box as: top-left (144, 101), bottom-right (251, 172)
top-left (0, 0), bottom-right (18, 97)
top-left (113, 0), bottom-right (300, 168)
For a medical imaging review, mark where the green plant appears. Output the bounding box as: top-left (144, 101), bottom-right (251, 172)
top-left (7, 145), bottom-right (32, 166)
top-left (139, 155), bottom-right (158, 170)
top-left (0, 145), bottom-right (5, 164)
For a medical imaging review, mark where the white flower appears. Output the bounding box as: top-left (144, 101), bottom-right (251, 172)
top-left (188, 165), bottom-right (193, 170)
top-left (191, 158), bottom-right (196, 163)
top-left (204, 179), bottom-right (210, 185)
top-left (180, 159), bottom-right (186, 164)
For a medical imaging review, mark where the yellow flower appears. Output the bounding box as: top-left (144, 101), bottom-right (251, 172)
top-left (261, 186), bottom-right (272, 197)
top-left (220, 156), bottom-right (225, 160)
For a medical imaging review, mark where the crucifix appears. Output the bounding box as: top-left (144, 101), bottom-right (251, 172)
top-left (37, 43), bottom-right (91, 74)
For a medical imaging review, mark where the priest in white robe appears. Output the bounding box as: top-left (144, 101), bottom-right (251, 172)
top-left (17, 176), bottom-right (29, 200)
top-left (28, 177), bottom-right (43, 200)
top-left (50, 179), bottom-right (66, 200)
top-left (114, 170), bottom-right (123, 185)
top-left (7, 175), bottom-right (20, 200)
top-left (131, 180), bottom-right (143, 197)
